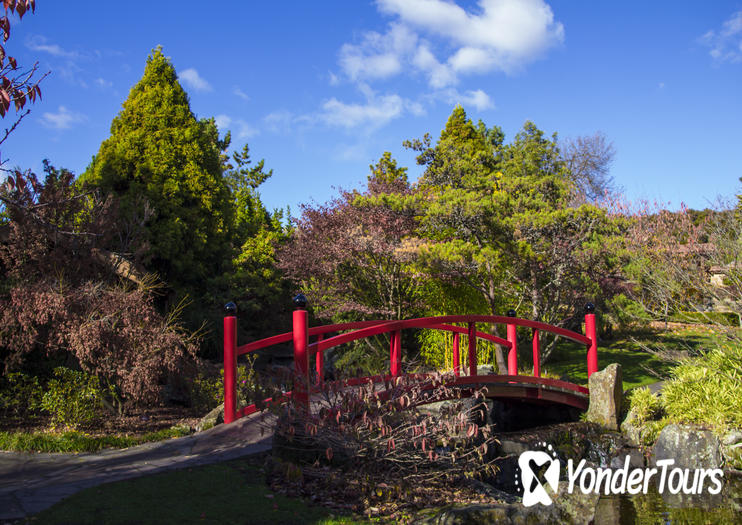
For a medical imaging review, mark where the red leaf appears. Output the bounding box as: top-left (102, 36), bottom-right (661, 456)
top-left (325, 447), bottom-right (333, 461)
top-left (8, 55), bottom-right (15, 69)
top-left (16, 1), bottom-right (25, 18)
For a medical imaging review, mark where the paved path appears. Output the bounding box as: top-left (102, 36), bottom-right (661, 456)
top-left (0, 412), bottom-right (276, 521)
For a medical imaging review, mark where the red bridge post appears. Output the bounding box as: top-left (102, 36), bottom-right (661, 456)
top-left (585, 303), bottom-right (598, 377)
top-left (223, 302), bottom-right (237, 424)
top-left (292, 294), bottom-right (310, 411)
top-left (468, 322), bottom-right (477, 376)
top-left (532, 329), bottom-right (540, 378)
top-left (390, 330), bottom-right (401, 376)
top-left (452, 332), bottom-right (460, 377)
top-left (315, 333), bottom-right (324, 385)
top-left (507, 310), bottom-right (518, 375)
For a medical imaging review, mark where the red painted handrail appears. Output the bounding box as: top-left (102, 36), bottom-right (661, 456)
top-left (223, 307), bottom-right (599, 423)
top-left (307, 315), bottom-right (590, 356)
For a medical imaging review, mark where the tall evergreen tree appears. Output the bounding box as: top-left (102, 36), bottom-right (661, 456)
top-left (81, 47), bottom-right (232, 299)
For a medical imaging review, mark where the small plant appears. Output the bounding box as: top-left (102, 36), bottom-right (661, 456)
top-left (41, 367), bottom-right (112, 429)
top-left (627, 387), bottom-right (662, 425)
top-left (190, 355), bottom-right (272, 412)
top-left (0, 371), bottom-right (43, 417)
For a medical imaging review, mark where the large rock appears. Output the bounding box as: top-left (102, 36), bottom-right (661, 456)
top-left (722, 430), bottom-right (742, 471)
top-left (586, 364), bottom-right (623, 431)
top-left (651, 424), bottom-right (723, 470)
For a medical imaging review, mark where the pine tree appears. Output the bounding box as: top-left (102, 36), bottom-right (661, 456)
top-left (81, 47), bottom-right (232, 299)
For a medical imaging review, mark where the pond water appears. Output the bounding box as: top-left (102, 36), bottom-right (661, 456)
top-left (596, 478), bottom-right (742, 524)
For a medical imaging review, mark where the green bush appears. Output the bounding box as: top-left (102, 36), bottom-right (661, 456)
top-left (0, 371), bottom-right (44, 417)
top-left (627, 387), bottom-right (663, 425)
top-left (190, 355), bottom-right (266, 411)
top-left (607, 294), bottom-right (651, 330)
top-left (660, 342), bottom-right (742, 433)
top-left (41, 367), bottom-right (111, 429)
top-left (190, 371), bottom-right (223, 412)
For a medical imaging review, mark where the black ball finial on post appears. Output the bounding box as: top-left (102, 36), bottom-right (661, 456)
top-left (585, 302), bottom-right (595, 314)
top-left (507, 309), bottom-right (517, 317)
top-left (293, 293), bottom-right (308, 309)
top-left (224, 301), bottom-right (237, 315)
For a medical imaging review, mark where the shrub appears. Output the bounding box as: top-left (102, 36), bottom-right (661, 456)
top-left (660, 342), bottom-right (742, 433)
top-left (627, 387), bottom-right (662, 425)
top-left (1, 280), bottom-right (200, 407)
top-left (190, 355), bottom-right (271, 412)
top-left (0, 162), bottom-right (200, 408)
top-left (0, 371), bottom-right (43, 417)
top-left (41, 367), bottom-right (113, 429)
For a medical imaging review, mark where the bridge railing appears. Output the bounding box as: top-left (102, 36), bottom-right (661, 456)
top-left (222, 296), bottom-right (598, 423)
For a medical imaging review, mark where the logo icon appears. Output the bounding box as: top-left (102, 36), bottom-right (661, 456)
top-left (517, 443), bottom-right (560, 507)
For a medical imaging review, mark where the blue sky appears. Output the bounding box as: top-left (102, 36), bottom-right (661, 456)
top-left (2, 1), bottom-right (741, 213)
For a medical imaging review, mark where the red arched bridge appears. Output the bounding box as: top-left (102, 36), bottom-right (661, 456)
top-left (222, 297), bottom-right (598, 424)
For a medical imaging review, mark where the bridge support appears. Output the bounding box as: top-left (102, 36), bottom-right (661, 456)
top-left (292, 294), bottom-right (310, 411)
top-left (507, 310), bottom-right (518, 375)
top-left (315, 333), bottom-right (324, 385)
top-left (468, 322), bottom-right (477, 376)
top-left (223, 302), bottom-right (237, 424)
top-left (452, 332), bottom-right (460, 377)
top-left (389, 330), bottom-right (401, 376)
top-left (532, 329), bottom-right (540, 377)
top-left (585, 303), bottom-right (598, 377)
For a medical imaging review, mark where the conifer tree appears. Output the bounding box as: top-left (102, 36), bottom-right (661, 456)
top-left (81, 47), bottom-right (232, 304)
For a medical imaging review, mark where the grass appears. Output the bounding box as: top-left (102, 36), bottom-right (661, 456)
top-left (538, 326), bottom-right (721, 389)
top-left (0, 425), bottom-right (193, 453)
top-left (29, 454), bottom-right (369, 525)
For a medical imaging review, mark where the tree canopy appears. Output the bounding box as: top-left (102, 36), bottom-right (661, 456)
top-left (81, 47), bottom-right (232, 295)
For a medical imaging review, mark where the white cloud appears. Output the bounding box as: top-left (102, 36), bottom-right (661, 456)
top-left (40, 106), bottom-right (87, 129)
top-left (95, 77), bottom-right (112, 89)
top-left (234, 122), bottom-right (258, 139)
top-left (700, 10), bottom-right (742, 63)
top-left (413, 43), bottom-right (457, 87)
top-left (335, 0), bottom-right (563, 90)
top-left (458, 89), bottom-right (495, 111)
top-left (214, 114), bottom-right (257, 139)
top-left (320, 93), bottom-right (405, 129)
top-left (264, 110), bottom-right (295, 133)
top-left (179, 68), bottom-right (212, 92)
top-left (215, 114), bottom-right (232, 130)
top-left (233, 87), bottom-right (250, 101)
top-left (377, 0), bottom-right (564, 62)
top-left (25, 35), bottom-right (78, 58)
top-left (338, 23), bottom-right (416, 82)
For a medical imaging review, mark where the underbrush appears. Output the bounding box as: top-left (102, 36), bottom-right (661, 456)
top-left (269, 372), bottom-right (499, 519)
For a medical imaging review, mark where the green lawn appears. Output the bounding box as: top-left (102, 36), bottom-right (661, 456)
top-left (30, 454), bottom-right (368, 525)
top-left (533, 326), bottom-right (721, 389)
